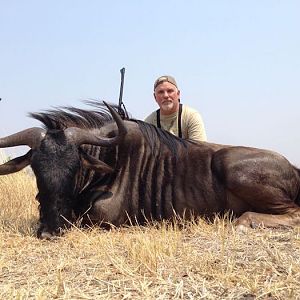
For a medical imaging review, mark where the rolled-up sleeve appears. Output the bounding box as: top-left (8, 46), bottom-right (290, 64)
top-left (187, 111), bottom-right (207, 142)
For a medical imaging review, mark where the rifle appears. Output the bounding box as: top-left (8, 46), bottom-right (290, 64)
top-left (118, 67), bottom-right (129, 119)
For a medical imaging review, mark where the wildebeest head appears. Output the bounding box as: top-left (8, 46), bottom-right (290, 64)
top-left (0, 102), bottom-right (127, 239)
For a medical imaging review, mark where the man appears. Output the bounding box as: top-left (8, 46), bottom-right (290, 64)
top-left (144, 75), bottom-right (207, 142)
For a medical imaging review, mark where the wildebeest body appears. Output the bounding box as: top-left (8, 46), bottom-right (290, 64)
top-left (81, 122), bottom-right (300, 226)
top-left (1, 102), bottom-right (300, 238)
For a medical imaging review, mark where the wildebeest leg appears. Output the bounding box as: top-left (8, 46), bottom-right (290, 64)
top-left (225, 179), bottom-right (300, 231)
top-left (76, 190), bottom-right (125, 226)
top-left (212, 147), bottom-right (300, 231)
top-left (235, 210), bottom-right (300, 232)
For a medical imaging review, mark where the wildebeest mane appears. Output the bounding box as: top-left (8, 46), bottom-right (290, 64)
top-left (29, 100), bottom-right (125, 130)
top-left (133, 120), bottom-right (189, 157)
top-left (29, 100), bottom-right (192, 156)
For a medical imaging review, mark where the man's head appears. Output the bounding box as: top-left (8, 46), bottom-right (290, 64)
top-left (153, 75), bottom-right (180, 115)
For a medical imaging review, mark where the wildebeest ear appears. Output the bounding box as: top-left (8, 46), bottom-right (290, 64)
top-left (0, 150), bottom-right (32, 175)
top-left (80, 151), bottom-right (114, 173)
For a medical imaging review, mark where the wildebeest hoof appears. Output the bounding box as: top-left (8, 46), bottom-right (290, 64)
top-left (236, 224), bottom-right (249, 234)
top-left (250, 221), bottom-right (260, 229)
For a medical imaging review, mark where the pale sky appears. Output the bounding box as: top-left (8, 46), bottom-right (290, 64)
top-left (1, 1), bottom-right (299, 165)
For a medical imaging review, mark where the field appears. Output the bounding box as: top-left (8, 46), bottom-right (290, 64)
top-left (1, 156), bottom-right (300, 299)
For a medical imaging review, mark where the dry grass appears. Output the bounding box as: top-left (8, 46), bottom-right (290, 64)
top-left (1, 153), bottom-right (300, 299)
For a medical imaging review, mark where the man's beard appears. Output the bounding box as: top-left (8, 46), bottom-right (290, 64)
top-left (161, 101), bottom-right (174, 112)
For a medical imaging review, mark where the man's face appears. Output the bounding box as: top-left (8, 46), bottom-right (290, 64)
top-left (154, 81), bottom-right (180, 115)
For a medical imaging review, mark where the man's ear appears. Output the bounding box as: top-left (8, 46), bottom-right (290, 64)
top-left (153, 92), bottom-right (157, 101)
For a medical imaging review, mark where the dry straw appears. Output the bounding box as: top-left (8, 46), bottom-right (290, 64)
top-left (0, 150), bottom-right (300, 299)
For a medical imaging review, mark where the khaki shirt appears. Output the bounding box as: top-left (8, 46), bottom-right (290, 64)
top-left (144, 105), bottom-right (207, 142)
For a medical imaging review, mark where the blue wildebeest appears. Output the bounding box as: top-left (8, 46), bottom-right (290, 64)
top-left (0, 101), bottom-right (300, 239)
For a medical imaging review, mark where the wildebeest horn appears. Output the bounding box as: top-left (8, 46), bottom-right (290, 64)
top-left (64, 102), bottom-right (128, 146)
top-left (0, 127), bottom-right (46, 149)
top-left (0, 150), bottom-right (32, 175)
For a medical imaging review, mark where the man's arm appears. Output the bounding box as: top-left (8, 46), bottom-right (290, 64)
top-left (187, 111), bottom-right (207, 142)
